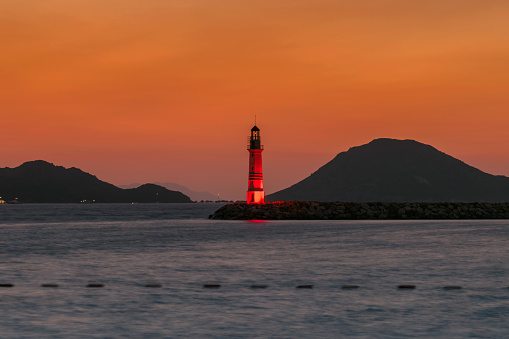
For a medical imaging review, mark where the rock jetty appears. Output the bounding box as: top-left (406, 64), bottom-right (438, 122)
top-left (209, 201), bottom-right (509, 220)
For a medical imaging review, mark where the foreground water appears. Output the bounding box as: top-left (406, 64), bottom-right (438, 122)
top-left (1, 204), bottom-right (509, 338)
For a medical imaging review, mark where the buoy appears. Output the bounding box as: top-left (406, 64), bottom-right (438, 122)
top-left (296, 285), bottom-right (313, 289)
top-left (342, 285), bottom-right (359, 289)
top-left (0, 283), bottom-right (14, 287)
top-left (144, 284), bottom-right (162, 288)
top-left (443, 285), bottom-right (462, 290)
top-left (41, 284), bottom-right (59, 288)
top-left (398, 285), bottom-right (416, 289)
top-left (86, 283), bottom-right (104, 288)
top-left (250, 284), bottom-right (268, 289)
top-left (203, 284), bottom-right (221, 288)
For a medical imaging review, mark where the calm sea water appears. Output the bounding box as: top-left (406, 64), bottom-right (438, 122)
top-left (1, 203), bottom-right (509, 338)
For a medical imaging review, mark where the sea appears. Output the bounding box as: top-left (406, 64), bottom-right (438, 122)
top-left (1, 203), bottom-right (509, 338)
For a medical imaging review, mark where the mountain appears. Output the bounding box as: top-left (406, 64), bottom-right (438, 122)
top-left (0, 160), bottom-right (192, 203)
top-left (119, 182), bottom-right (217, 201)
top-left (267, 138), bottom-right (509, 202)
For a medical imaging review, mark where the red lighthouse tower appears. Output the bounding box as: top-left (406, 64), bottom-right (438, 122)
top-left (247, 125), bottom-right (265, 204)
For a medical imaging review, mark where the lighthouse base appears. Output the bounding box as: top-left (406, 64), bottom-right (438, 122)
top-left (247, 191), bottom-right (265, 204)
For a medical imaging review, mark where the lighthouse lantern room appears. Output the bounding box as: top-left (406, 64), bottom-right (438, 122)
top-left (247, 125), bottom-right (265, 204)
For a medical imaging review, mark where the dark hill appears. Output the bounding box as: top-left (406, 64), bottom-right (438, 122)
top-left (119, 182), bottom-right (217, 201)
top-left (267, 138), bottom-right (509, 202)
top-left (0, 160), bottom-right (192, 203)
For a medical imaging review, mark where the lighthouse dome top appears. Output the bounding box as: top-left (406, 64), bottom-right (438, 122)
top-left (251, 125), bottom-right (260, 132)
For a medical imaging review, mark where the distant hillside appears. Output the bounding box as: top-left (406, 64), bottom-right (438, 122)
top-left (267, 138), bottom-right (509, 202)
top-left (0, 160), bottom-right (192, 203)
top-left (119, 182), bottom-right (217, 201)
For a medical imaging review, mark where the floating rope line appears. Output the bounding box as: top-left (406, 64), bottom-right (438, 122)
top-left (0, 283), bottom-right (505, 290)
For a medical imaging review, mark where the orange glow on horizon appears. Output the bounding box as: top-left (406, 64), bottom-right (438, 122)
top-left (1, 1), bottom-right (509, 199)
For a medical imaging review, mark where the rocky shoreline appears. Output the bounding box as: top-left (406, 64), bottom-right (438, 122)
top-left (209, 201), bottom-right (509, 220)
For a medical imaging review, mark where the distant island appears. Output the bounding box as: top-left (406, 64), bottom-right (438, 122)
top-left (119, 182), bottom-right (218, 202)
top-left (268, 138), bottom-right (509, 203)
top-left (0, 160), bottom-right (192, 203)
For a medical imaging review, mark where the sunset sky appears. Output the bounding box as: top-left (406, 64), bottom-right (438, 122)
top-left (2, 0), bottom-right (509, 200)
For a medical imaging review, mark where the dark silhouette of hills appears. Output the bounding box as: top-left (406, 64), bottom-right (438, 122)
top-left (119, 182), bottom-right (217, 201)
top-left (267, 138), bottom-right (509, 202)
top-left (0, 160), bottom-right (192, 203)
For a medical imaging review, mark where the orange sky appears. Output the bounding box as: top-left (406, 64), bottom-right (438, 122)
top-left (1, 0), bottom-right (509, 200)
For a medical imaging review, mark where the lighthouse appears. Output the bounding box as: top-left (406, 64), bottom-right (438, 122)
top-left (247, 125), bottom-right (265, 204)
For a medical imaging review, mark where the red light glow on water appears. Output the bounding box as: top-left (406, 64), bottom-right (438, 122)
top-left (247, 220), bottom-right (267, 224)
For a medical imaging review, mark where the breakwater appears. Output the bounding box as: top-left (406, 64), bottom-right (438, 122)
top-left (209, 201), bottom-right (509, 220)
